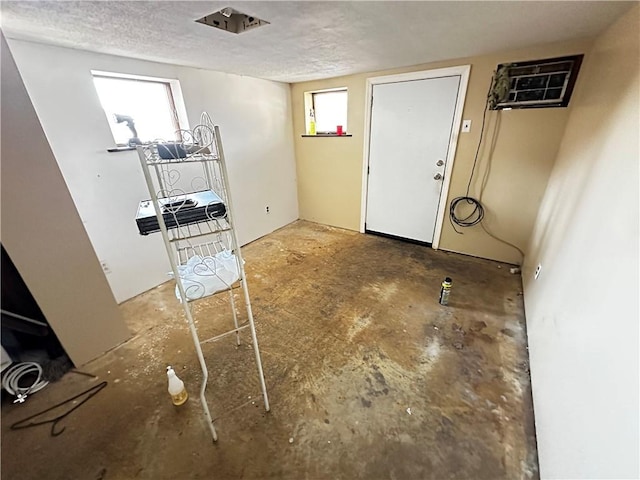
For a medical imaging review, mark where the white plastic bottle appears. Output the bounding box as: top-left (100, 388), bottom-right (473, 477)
top-left (167, 366), bottom-right (188, 406)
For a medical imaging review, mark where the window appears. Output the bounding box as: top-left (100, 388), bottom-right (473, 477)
top-left (304, 88), bottom-right (348, 135)
top-left (92, 73), bottom-right (184, 146)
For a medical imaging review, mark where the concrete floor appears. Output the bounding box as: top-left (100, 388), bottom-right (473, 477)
top-left (1, 221), bottom-right (538, 479)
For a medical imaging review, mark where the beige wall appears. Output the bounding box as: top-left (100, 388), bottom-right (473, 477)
top-left (0, 34), bottom-right (130, 366)
top-left (291, 38), bottom-right (592, 264)
top-left (523, 6), bottom-right (639, 478)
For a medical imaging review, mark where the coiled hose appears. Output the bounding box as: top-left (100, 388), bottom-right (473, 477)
top-left (449, 196), bottom-right (484, 228)
top-left (2, 362), bottom-right (49, 403)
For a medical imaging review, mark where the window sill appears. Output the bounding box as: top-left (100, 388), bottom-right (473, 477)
top-left (107, 146), bottom-right (137, 153)
top-left (301, 134), bottom-right (352, 138)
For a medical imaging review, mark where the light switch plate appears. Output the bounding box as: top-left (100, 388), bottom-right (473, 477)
top-left (461, 120), bottom-right (472, 133)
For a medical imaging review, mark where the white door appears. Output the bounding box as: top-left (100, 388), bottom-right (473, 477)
top-left (365, 75), bottom-right (460, 243)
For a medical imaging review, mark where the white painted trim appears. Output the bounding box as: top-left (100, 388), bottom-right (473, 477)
top-left (432, 66), bottom-right (470, 249)
top-left (168, 80), bottom-right (191, 131)
top-left (305, 86), bottom-right (348, 94)
top-left (359, 81), bottom-right (374, 233)
top-left (90, 69), bottom-right (177, 84)
top-left (359, 65), bottom-right (471, 250)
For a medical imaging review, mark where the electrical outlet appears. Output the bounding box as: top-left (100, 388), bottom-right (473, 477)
top-left (265, 205), bottom-right (270, 214)
top-left (461, 120), bottom-right (472, 133)
top-left (534, 263), bottom-right (542, 280)
top-left (101, 261), bottom-right (111, 274)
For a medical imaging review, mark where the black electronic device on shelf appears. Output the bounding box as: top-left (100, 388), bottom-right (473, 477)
top-left (135, 190), bottom-right (226, 235)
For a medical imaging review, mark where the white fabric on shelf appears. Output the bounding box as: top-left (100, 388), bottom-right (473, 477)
top-left (170, 250), bottom-right (239, 301)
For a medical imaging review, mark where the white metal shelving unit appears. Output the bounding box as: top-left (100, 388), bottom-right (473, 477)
top-left (136, 115), bottom-right (269, 442)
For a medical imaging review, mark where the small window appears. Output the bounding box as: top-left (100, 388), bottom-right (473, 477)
top-left (92, 73), bottom-right (183, 146)
top-left (304, 88), bottom-right (347, 135)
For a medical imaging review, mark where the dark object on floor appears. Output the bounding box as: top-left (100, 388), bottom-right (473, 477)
top-left (42, 355), bottom-right (73, 382)
top-left (10, 381), bottom-right (107, 436)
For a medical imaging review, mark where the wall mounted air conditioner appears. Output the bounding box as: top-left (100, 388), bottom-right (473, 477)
top-left (492, 55), bottom-right (584, 110)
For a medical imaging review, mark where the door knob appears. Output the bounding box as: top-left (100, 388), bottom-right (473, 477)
top-left (436, 159), bottom-right (444, 166)
top-left (434, 173), bottom-right (443, 180)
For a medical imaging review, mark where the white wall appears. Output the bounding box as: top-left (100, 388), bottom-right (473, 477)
top-left (1, 34), bottom-right (130, 366)
top-left (523, 6), bottom-right (639, 479)
top-left (6, 39), bottom-right (298, 303)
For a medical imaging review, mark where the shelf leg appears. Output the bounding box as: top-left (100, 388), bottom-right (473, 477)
top-left (185, 307), bottom-right (218, 442)
top-left (228, 290), bottom-right (241, 346)
top-left (239, 277), bottom-right (270, 412)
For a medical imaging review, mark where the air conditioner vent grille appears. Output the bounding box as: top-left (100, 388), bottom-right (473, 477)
top-left (493, 55), bottom-right (584, 110)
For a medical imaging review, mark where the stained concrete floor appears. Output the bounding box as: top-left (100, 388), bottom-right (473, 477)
top-left (2, 220), bottom-right (538, 479)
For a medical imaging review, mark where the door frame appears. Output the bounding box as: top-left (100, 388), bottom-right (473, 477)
top-left (360, 65), bottom-right (471, 249)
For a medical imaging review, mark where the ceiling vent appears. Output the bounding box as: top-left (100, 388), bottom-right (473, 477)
top-left (195, 8), bottom-right (269, 34)
top-left (491, 55), bottom-right (584, 110)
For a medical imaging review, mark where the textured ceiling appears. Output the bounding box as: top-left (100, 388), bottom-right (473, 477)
top-left (0, 1), bottom-right (632, 83)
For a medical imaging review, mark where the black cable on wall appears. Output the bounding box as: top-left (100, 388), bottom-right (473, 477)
top-left (448, 73), bottom-right (525, 263)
